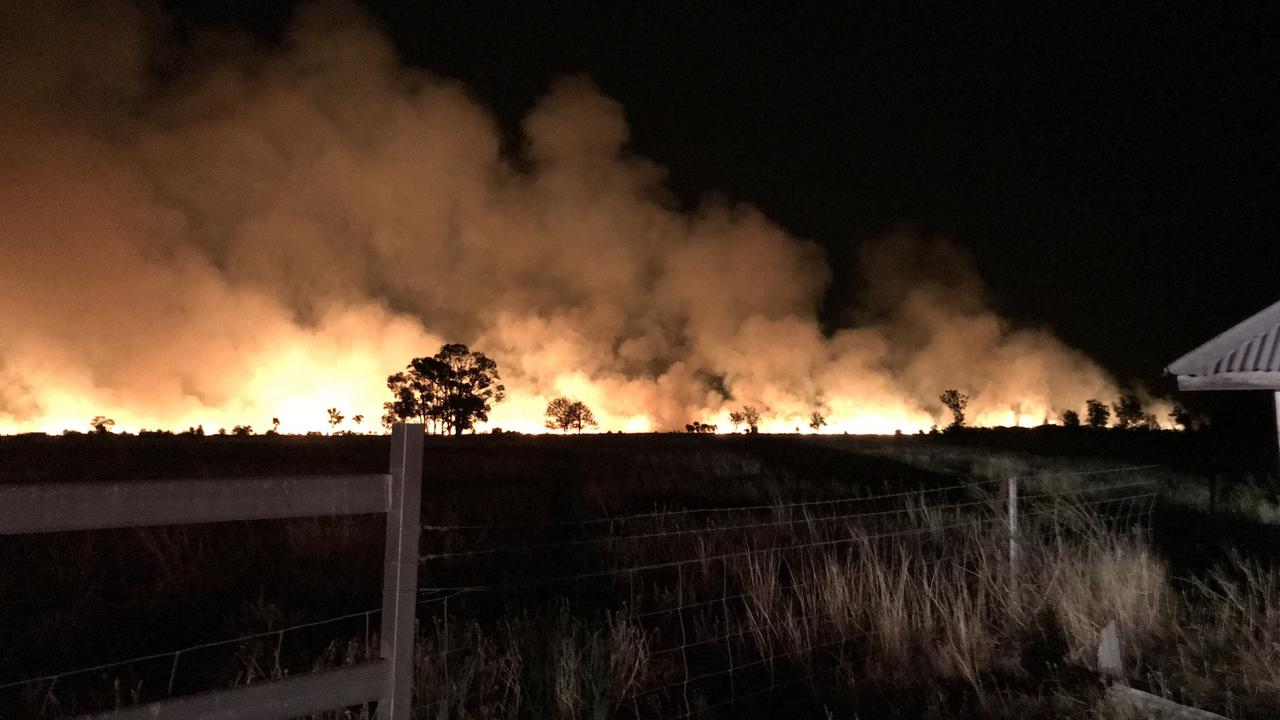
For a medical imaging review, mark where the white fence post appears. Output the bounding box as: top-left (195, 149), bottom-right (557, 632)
top-left (380, 424), bottom-right (424, 720)
top-left (1007, 476), bottom-right (1020, 579)
top-left (1, 465), bottom-right (403, 718)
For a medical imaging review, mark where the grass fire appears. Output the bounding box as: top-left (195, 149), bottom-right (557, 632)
top-left (2, 1), bottom-right (1277, 719)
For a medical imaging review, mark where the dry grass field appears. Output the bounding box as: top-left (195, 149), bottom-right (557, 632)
top-left (1, 430), bottom-right (1277, 719)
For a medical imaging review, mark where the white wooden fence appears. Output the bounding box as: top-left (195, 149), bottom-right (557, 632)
top-left (0, 423), bottom-right (424, 720)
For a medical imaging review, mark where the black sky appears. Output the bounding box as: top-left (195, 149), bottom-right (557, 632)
top-left (162, 1), bottom-right (1279, 391)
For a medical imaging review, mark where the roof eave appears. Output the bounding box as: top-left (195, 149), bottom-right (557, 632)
top-left (1174, 371), bottom-right (1280, 392)
top-left (1166, 298), bottom-right (1280, 376)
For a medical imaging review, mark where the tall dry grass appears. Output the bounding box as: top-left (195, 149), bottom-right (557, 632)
top-left (410, 487), bottom-right (1216, 719)
top-left (9, 456), bottom-right (1277, 719)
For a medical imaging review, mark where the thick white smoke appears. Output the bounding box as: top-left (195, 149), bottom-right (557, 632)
top-left (0, 1), bottom-right (1136, 434)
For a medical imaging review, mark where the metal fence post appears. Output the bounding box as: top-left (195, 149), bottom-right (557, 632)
top-left (1007, 476), bottom-right (1020, 579)
top-left (380, 424), bottom-right (424, 720)
top-left (1273, 391), bottom-right (1280, 478)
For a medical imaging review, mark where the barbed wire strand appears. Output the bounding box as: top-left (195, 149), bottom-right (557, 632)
top-left (422, 478), bottom-right (1160, 562)
top-left (421, 464), bottom-right (1161, 533)
top-left (0, 580), bottom-right (519, 697)
top-left (641, 541), bottom-right (1025, 662)
top-left (417, 514), bottom-right (1016, 596)
top-left (421, 497), bottom-right (1002, 561)
top-left (423, 478), bottom-right (1009, 532)
top-left (629, 542), bottom-right (991, 623)
top-left (0, 608), bottom-right (379, 694)
top-left (628, 627), bottom-right (869, 701)
top-left (419, 489), bottom-right (1156, 599)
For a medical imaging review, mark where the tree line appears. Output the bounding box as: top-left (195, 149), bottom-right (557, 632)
top-left (937, 388), bottom-right (1190, 431)
top-left (80, 345), bottom-right (1186, 436)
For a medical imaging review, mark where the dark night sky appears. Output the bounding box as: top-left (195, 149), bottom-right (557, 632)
top-left (163, 1), bottom-right (1279, 391)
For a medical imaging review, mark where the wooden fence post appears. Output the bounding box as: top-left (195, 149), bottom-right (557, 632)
top-left (1007, 476), bottom-right (1020, 579)
top-left (380, 424), bottom-right (424, 720)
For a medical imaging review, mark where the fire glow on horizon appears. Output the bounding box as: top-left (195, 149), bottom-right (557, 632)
top-left (13, 382), bottom-right (1054, 437)
top-left (0, 1), bottom-right (1169, 437)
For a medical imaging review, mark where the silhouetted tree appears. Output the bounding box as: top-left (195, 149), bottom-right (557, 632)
top-left (271, 417), bottom-right (281, 433)
top-left (728, 411), bottom-right (746, 432)
top-left (938, 389), bottom-right (968, 429)
top-left (1112, 393), bottom-right (1146, 429)
top-left (327, 407), bottom-right (344, 432)
top-left (386, 365), bottom-right (438, 429)
top-left (90, 416), bottom-right (115, 434)
top-left (545, 397), bottom-right (597, 433)
top-left (380, 403), bottom-right (399, 433)
top-left (352, 414), bottom-right (364, 427)
top-left (435, 344), bottom-right (505, 434)
top-left (1169, 402), bottom-right (1196, 430)
top-left (232, 425), bottom-right (253, 436)
top-left (1061, 409), bottom-right (1081, 428)
top-left (385, 344), bottom-right (505, 435)
top-left (1085, 398), bottom-right (1110, 428)
top-left (741, 406), bottom-right (761, 433)
top-left (808, 411), bottom-right (827, 431)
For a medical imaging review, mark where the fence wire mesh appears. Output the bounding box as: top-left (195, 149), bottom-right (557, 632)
top-left (415, 465), bottom-right (1160, 719)
top-left (2, 464), bottom-right (1161, 718)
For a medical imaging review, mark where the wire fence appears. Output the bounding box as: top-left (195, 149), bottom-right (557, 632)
top-left (0, 612), bottom-right (378, 718)
top-left (2, 464), bottom-right (1161, 719)
top-left (1, 607), bottom-right (411, 717)
top-left (0, 608), bottom-right (379, 694)
top-left (414, 465), bottom-right (1162, 718)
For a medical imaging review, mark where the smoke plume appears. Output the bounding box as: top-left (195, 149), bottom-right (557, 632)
top-left (0, 1), bottom-right (1139, 434)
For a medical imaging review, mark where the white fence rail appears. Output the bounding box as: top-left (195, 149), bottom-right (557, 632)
top-left (0, 423), bottom-right (424, 720)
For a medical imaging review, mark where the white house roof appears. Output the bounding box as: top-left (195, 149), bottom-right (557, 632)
top-left (1166, 298), bottom-right (1280, 391)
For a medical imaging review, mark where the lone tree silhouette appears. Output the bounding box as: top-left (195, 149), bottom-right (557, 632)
top-left (1061, 409), bottom-right (1081, 428)
top-left (938, 389), bottom-right (969, 429)
top-left (741, 406), bottom-right (761, 433)
top-left (1112, 393), bottom-right (1146, 429)
top-left (808, 410), bottom-right (827, 431)
top-left (326, 407), bottom-right (344, 432)
top-left (728, 411), bottom-right (746, 432)
top-left (545, 397), bottom-right (597, 433)
top-left (90, 416), bottom-right (115, 434)
top-left (1085, 398), bottom-right (1110, 428)
top-left (385, 344), bottom-right (505, 435)
top-left (1168, 402), bottom-right (1195, 430)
